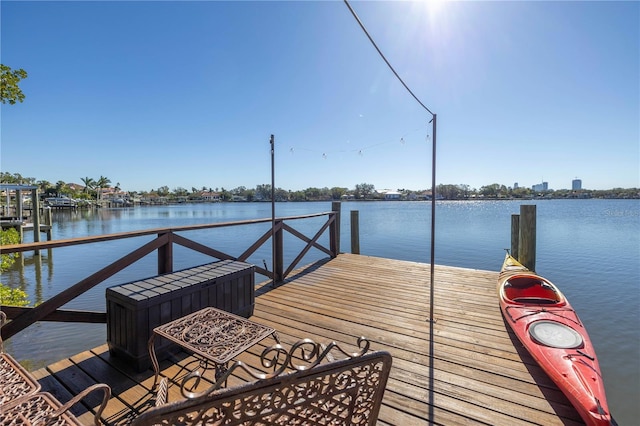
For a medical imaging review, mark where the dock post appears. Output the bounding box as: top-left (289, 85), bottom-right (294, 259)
top-left (510, 214), bottom-right (520, 260)
top-left (350, 210), bottom-right (360, 254)
top-left (44, 206), bottom-right (53, 240)
top-left (274, 219), bottom-right (284, 282)
top-left (32, 188), bottom-right (41, 254)
top-left (331, 201), bottom-right (341, 256)
top-left (157, 231), bottom-right (173, 274)
top-left (17, 189), bottom-right (24, 220)
top-left (518, 205), bottom-right (536, 271)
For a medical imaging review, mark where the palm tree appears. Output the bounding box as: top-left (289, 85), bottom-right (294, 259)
top-left (95, 176), bottom-right (111, 189)
top-left (55, 180), bottom-right (66, 197)
top-left (36, 180), bottom-right (51, 192)
top-left (80, 177), bottom-right (95, 194)
top-left (94, 176), bottom-right (111, 202)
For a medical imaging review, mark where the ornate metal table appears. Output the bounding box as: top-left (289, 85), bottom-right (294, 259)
top-left (148, 307), bottom-right (279, 388)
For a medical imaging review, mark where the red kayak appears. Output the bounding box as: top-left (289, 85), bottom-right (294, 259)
top-left (498, 253), bottom-right (615, 426)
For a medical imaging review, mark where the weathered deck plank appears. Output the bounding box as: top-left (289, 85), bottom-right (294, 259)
top-left (30, 253), bottom-right (585, 425)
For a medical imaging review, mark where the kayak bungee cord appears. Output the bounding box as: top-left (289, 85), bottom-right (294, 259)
top-left (505, 306), bottom-right (583, 326)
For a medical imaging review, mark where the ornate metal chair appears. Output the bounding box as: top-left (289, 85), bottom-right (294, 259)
top-left (132, 336), bottom-right (392, 426)
top-left (1, 384), bottom-right (111, 426)
top-left (1, 311), bottom-right (41, 404)
top-left (1, 311), bottom-right (111, 426)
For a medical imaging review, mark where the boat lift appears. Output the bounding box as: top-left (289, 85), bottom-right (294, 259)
top-left (0, 183), bottom-right (51, 245)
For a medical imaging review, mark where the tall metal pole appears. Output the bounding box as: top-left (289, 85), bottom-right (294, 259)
top-left (342, 0), bottom-right (438, 322)
top-left (429, 114), bottom-right (437, 323)
top-left (270, 135), bottom-right (276, 287)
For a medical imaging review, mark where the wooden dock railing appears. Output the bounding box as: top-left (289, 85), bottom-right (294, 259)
top-left (0, 206), bottom-right (340, 341)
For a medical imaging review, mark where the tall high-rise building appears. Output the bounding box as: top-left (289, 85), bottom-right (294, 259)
top-left (532, 182), bottom-right (548, 191)
top-left (572, 179), bottom-right (582, 190)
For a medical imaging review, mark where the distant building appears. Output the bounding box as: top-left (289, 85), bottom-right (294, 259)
top-left (572, 179), bottom-right (582, 190)
top-left (513, 182), bottom-right (519, 189)
top-left (421, 190), bottom-right (444, 200)
top-left (200, 190), bottom-right (221, 202)
top-left (67, 183), bottom-right (85, 192)
top-left (98, 187), bottom-right (130, 204)
top-left (532, 182), bottom-right (548, 192)
top-left (406, 192), bottom-right (419, 201)
top-left (380, 190), bottom-right (401, 200)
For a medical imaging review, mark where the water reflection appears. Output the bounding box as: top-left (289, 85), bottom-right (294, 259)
top-left (11, 250), bottom-right (53, 306)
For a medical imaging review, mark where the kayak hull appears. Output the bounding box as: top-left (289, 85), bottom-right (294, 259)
top-left (497, 254), bottom-right (614, 426)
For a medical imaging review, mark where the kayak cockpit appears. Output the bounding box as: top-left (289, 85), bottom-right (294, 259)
top-left (502, 275), bottom-right (565, 306)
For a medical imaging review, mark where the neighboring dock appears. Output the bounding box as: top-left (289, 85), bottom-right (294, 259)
top-left (31, 254), bottom-right (584, 425)
top-left (0, 212), bottom-right (53, 243)
top-left (1, 183), bottom-right (53, 243)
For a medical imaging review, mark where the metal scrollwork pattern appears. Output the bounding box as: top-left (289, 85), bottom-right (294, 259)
top-left (1, 311), bottom-right (42, 404)
top-left (1, 393), bottom-right (81, 426)
top-left (0, 355), bottom-right (41, 404)
top-left (154, 308), bottom-right (276, 364)
top-left (259, 336), bottom-right (371, 377)
top-left (134, 337), bottom-right (392, 426)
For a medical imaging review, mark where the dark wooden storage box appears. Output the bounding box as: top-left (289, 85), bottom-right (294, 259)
top-left (106, 260), bottom-right (255, 372)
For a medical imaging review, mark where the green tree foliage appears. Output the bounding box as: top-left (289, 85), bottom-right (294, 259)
top-left (289, 190), bottom-right (306, 201)
top-left (0, 172), bottom-right (35, 184)
top-left (0, 64), bottom-right (28, 105)
top-left (157, 186), bottom-right (170, 196)
top-left (274, 188), bottom-right (289, 201)
top-left (55, 180), bottom-right (69, 196)
top-left (0, 286), bottom-right (30, 307)
top-left (437, 184), bottom-right (461, 200)
top-left (219, 187), bottom-right (231, 201)
top-left (81, 177), bottom-right (95, 193)
top-left (231, 186), bottom-right (246, 195)
top-left (0, 228), bottom-right (29, 307)
top-left (304, 187), bottom-right (321, 200)
top-left (331, 187), bottom-right (348, 200)
top-left (512, 186), bottom-right (532, 198)
top-left (95, 176), bottom-right (111, 190)
top-left (0, 228), bottom-right (20, 270)
top-left (479, 183), bottom-right (509, 198)
top-left (244, 189), bottom-right (256, 202)
top-left (173, 187), bottom-right (189, 197)
top-left (255, 184), bottom-right (272, 201)
top-left (354, 183), bottom-right (375, 199)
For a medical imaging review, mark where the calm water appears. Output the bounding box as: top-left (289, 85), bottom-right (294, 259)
top-left (4, 199), bottom-right (639, 423)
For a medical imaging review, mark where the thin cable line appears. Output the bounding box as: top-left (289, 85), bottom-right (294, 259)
top-left (289, 126), bottom-right (425, 156)
top-left (343, 0), bottom-right (434, 116)
top-left (343, 0), bottom-right (437, 327)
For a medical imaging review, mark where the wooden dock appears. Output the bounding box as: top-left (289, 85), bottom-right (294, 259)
top-left (30, 254), bottom-right (585, 425)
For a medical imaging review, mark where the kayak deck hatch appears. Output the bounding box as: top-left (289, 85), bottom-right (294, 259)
top-left (528, 320), bottom-right (584, 349)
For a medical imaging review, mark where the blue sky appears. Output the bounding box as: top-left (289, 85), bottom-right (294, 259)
top-left (1, 1), bottom-right (638, 193)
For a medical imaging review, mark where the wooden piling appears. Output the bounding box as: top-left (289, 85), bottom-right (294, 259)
top-left (511, 214), bottom-right (520, 260)
top-left (331, 201), bottom-right (341, 255)
top-left (350, 210), bottom-right (360, 254)
top-left (16, 189), bottom-right (24, 219)
top-left (32, 188), bottom-right (41, 254)
top-left (518, 205), bottom-right (536, 271)
top-left (44, 207), bottom-right (53, 240)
